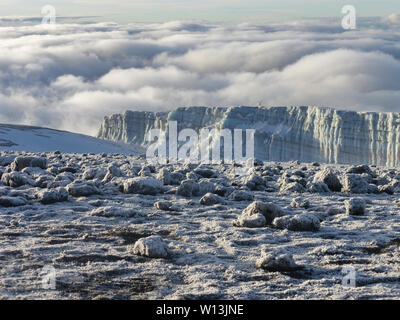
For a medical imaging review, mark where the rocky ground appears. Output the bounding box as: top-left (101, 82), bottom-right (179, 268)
top-left (0, 151), bottom-right (399, 300)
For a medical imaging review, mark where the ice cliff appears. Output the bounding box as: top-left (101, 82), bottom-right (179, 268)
top-left (98, 106), bottom-right (400, 166)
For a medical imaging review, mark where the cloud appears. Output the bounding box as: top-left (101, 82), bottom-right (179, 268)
top-left (0, 16), bottom-right (399, 135)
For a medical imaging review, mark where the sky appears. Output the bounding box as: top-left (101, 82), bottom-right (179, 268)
top-left (0, 2), bottom-right (399, 136)
top-left (0, 0), bottom-right (399, 23)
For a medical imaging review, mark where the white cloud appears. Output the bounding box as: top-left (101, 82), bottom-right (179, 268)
top-left (0, 16), bottom-right (399, 135)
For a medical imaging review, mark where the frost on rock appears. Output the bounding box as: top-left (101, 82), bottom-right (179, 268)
top-left (234, 201), bottom-right (284, 227)
top-left (227, 190), bottom-right (254, 201)
top-left (1, 172), bottom-right (34, 188)
top-left (67, 181), bottom-right (101, 197)
top-left (341, 174), bottom-right (370, 194)
top-left (176, 180), bottom-right (199, 197)
top-left (38, 187), bottom-right (68, 204)
top-left (290, 197), bottom-right (310, 209)
top-left (280, 181), bottom-right (305, 193)
top-left (0, 196), bottom-right (27, 207)
top-left (157, 168), bottom-right (184, 185)
top-left (344, 198), bottom-right (366, 216)
top-left (11, 156), bottom-right (47, 171)
top-left (312, 168), bottom-right (342, 192)
top-left (199, 192), bottom-right (225, 206)
top-left (255, 250), bottom-right (299, 272)
top-left (307, 181), bottom-right (330, 193)
top-left (131, 235), bottom-right (168, 258)
top-left (154, 201), bottom-right (177, 211)
top-left (122, 177), bottom-right (163, 195)
top-left (273, 213), bottom-right (320, 232)
top-left (243, 174), bottom-right (265, 191)
top-left (89, 206), bottom-right (137, 217)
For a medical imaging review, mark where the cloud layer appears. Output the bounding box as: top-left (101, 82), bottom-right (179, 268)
top-left (0, 17), bottom-right (399, 135)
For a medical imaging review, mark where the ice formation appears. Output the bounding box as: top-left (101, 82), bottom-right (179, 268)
top-left (98, 106), bottom-right (400, 166)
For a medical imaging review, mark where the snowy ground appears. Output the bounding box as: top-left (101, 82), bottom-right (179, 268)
top-left (0, 124), bottom-right (139, 154)
top-left (0, 151), bottom-right (399, 300)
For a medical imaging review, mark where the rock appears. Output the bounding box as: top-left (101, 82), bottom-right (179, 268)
top-left (346, 164), bottom-right (374, 175)
top-left (157, 168), bottom-right (184, 185)
top-left (176, 180), bottom-right (199, 197)
top-left (89, 206), bottom-right (137, 217)
top-left (313, 168), bottom-right (342, 192)
top-left (227, 190), bottom-right (254, 201)
top-left (38, 187), bottom-right (68, 204)
top-left (0, 155), bottom-right (16, 167)
top-left (255, 251), bottom-right (299, 272)
top-left (122, 177), bottom-right (163, 195)
top-left (11, 156), bottom-right (47, 171)
top-left (0, 196), bottom-right (27, 207)
top-left (290, 197), bottom-right (310, 209)
top-left (308, 181), bottom-right (330, 193)
top-left (154, 201), bottom-right (177, 211)
top-left (273, 213), bottom-right (320, 231)
top-left (378, 185), bottom-right (394, 195)
top-left (342, 174), bottom-right (370, 193)
top-left (1, 172), bottom-right (34, 188)
top-left (67, 181), bottom-right (101, 197)
top-left (102, 164), bottom-right (123, 182)
top-left (82, 168), bottom-right (97, 180)
top-left (344, 198), bottom-right (366, 216)
top-left (131, 236), bottom-right (168, 258)
top-left (243, 174), bottom-right (265, 191)
top-left (234, 201), bottom-right (284, 227)
top-left (233, 213), bottom-right (266, 228)
top-left (199, 193), bottom-right (225, 206)
top-left (198, 181), bottom-right (216, 196)
top-left (280, 181), bottom-right (305, 193)
top-left (194, 168), bottom-right (216, 178)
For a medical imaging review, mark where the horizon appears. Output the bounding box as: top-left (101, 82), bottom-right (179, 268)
top-left (0, 2), bottom-right (399, 136)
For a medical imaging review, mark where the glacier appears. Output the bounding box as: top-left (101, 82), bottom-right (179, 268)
top-left (97, 106), bottom-right (400, 167)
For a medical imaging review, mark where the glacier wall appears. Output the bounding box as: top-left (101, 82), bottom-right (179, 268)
top-left (98, 106), bottom-right (400, 167)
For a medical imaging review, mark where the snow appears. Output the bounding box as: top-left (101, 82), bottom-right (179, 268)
top-left (0, 124), bottom-right (139, 155)
top-left (0, 151), bottom-right (399, 300)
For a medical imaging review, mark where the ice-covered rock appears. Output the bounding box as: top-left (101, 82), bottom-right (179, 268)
top-left (273, 213), bottom-right (320, 231)
top-left (312, 168), bottom-right (342, 192)
top-left (38, 187), bottom-right (68, 204)
top-left (176, 180), bottom-right (199, 197)
top-left (307, 181), bottom-right (330, 193)
top-left (290, 197), bottom-right (310, 209)
top-left (199, 192), bottom-right (225, 206)
top-left (0, 196), bottom-right (27, 207)
top-left (157, 168), bottom-right (184, 185)
top-left (234, 201), bottom-right (284, 227)
top-left (227, 190), bottom-right (254, 201)
top-left (342, 174), bottom-right (370, 193)
top-left (11, 156), bottom-right (46, 171)
top-left (280, 181), bottom-right (305, 193)
top-left (154, 201), bottom-right (177, 211)
top-left (131, 235), bottom-right (168, 258)
top-left (122, 177), bottom-right (163, 195)
top-left (1, 172), bottom-right (34, 188)
top-left (344, 198), bottom-right (366, 216)
top-left (89, 206), bottom-right (137, 217)
top-left (67, 181), bottom-right (101, 197)
top-left (243, 174), bottom-right (265, 191)
top-left (255, 251), bottom-right (299, 272)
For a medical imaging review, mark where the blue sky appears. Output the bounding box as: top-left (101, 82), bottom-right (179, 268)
top-left (1, 0), bottom-right (398, 23)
